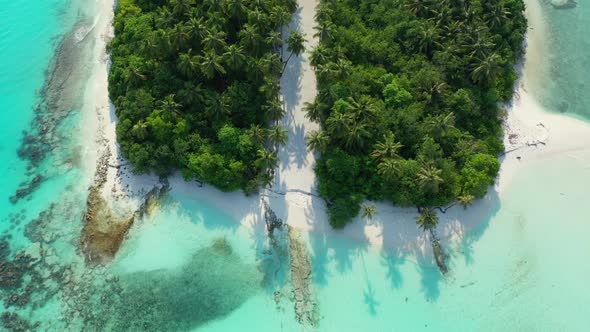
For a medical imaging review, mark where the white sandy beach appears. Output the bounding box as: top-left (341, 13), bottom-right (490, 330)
top-left (83, 0), bottom-right (590, 258)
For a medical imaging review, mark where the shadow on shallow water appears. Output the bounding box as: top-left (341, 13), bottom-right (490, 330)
top-left (102, 239), bottom-right (262, 331)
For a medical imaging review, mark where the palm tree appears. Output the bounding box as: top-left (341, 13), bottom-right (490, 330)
top-left (265, 30), bottom-right (282, 51)
top-left (178, 82), bottom-right (205, 106)
top-left (417, 164), bottom-right (443, 194)
top-left (240, 24), bottom-right (263, 55)
top-left (131, 120), bottom-right (149, 140)
top-left (326, 112), bottom-right (351, 138)
top-left (331, 58), bottom-right (352, 80)
top-left (344, 122), bottom-right (371, 152)
top-left (268, 124), bottom-right (288, 149)
top-left (224, 0), bottom-right (246, 21)
top-left (260, 53), bottom-right (282, 76)
top-left (258, 171), bottom-right (274, 188)
top-left (404, 0), bottom-right (430, 16)
top-left (203, 0), bottom-right (221, 12)
top-left (186, 17), bottom-right (206, 46)
top-left (154, 29), bottom-right (171, 56)
top-left (372, 132), bottom-right (403, 161)
top-left (471, 53), bottom-right (503, 85)
top-left (177, 52), bottom-right (199, 78)
top-left (263, 99), bottom-right (285, 123)
top-left (247, 124), bottom-right (267, 144)
top-left (418, 25), bottom-right (441, 56)
top-left (204, 92), bottom-right (227, 121)
top-left (156, 7), bottom-right (174, 28)
top-left (303, 100), bottom-right (323, 122)
top-left (255, 148), bottom-right (278, 170)
top-left (247, 57), bottom-right (264, 82)
top-left (171, 23), bottom-right (190, 51)
top-left (283, 30), bottom-right (306, 71)
top-left (124, 62), bottom-right (146, 87)
top-left (199, 51), bottom-right (226, 79)
top-left (306, 130), bottom-right (329, 153)
top-left (377, 158), bottom-right (402, 182)
top-left (172, 0), bottom-right (192, 18)
top-left (316, 63), bottom-right (337, 82)
top-left (361, 204), bottom-right (377, 221)
top-left (249, 9), bottom-right (269, 31)
top-left (457, 194), bottom-right (474, 209)
top-left (314, 20), bottom-right (336, 42)
top-left (314, 3), bottom-right (334, 22)
top-left (310, 44), bottom-right (330, 67)
top-left (348, 96), bottom-right (377, 120)
top-left (269, 5), bottom-right (292, 29)
top-left (223, 44), bottom-right (246, 71)
top-left (158, 95), bottom-right (182, 118)
top-left (259, 77), bottom-right (280, 99)
top-left (251, 0), bottom-right (267, 10)
top-left (464, 30), bottom-right (494, 58)
top-left (426, 112), bottom-right (455, 140)
top-left (485, 3), bottom-right (509, 30)
top-left (141, 34), bottom-right (159, 58)
top-left (416, 208), bottom-right (438, 232)
top-left (203, 30), bottom-right (227, 53)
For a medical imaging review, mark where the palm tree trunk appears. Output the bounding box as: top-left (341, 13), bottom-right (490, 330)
top-left (282, 52), bottom-right (294, 73)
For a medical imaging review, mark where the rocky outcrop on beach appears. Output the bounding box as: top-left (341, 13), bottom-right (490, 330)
top-left (80, 186), bottom-right (134, 264)
top-left (430, 230), bottom-right (449, 275)
top-left (80, 183), bottom-right (168, 265)
top-left (80, 147), bottom-right (168, 265)
top-left (287, 226), bottom-right (319, 327)
top-left (263, 200), bottom-right (283, 236)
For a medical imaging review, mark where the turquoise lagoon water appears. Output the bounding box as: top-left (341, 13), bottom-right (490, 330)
top-left (1, 0), bottom-right (589, 330)
top-left (534, 0), bottom-right (590, 119)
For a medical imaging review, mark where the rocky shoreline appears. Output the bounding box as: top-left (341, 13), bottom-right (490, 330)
top-left (80, 145), bottom-right (168, 264)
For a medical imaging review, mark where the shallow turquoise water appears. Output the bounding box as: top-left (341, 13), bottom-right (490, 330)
top-left (534, 0), bottom-right (590, 119)
top-left (0, 0), bottom-right (589, 330)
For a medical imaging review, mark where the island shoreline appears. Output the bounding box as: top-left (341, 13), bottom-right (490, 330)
top-left (83, 0), bottom-right (590, 259)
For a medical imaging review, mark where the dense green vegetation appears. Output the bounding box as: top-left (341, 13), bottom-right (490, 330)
top-left (108, 0), bottom-right (300, 192)
top-left (308, 0), bottom-right (527, 228)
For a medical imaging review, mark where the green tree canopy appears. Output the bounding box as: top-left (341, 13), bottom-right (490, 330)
top-left (311, 0), bottom-right (526, 227)
top-left (109, 0), bottom-right (298, 193)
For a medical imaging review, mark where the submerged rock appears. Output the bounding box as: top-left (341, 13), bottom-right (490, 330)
top-left (10, 174), bottom-right (44, 204)
top-left (23, 243), bottom-right (42, 263)
top-left (212, 237), bottom-right (233, 256)
top-left (551, 0), bottom-right (577, 9)
top-left (287, 226), bottom-right (319, 327)
top-left (558, 101), bottom-right (569, 113)
top-left (1, 312), bottom-right (39, 332)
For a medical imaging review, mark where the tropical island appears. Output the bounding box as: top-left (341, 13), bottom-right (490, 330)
top-left (4, 0), bottom-right (590, 329)
top-left (108, 0), bottom-right (526, 230)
